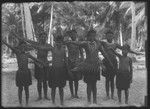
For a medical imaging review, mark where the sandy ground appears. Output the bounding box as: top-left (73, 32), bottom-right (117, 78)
top-left (1, 55), bottom-right (147, 107)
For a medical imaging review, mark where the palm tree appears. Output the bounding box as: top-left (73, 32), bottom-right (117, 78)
top-left (48, 3), bottom-right (53, 45)
top-left (2, 3), bottom-right (22, 57)
top-left (120, 1), bottom-right (145, 50)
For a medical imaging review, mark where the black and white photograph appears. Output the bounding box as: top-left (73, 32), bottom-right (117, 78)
top-left (1, 1), bottom-right (147, 107)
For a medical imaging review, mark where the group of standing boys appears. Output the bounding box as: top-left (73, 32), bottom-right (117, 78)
top-left (2, 28), bottom-right (141, 106)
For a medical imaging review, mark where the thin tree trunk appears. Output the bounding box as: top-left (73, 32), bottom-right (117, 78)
top-left (48, 4), bottom-right (53, 46)
top-left (131, 2), bottom-right (136, 50)
top-left (70, 24), bottom-right (73, 30)
top-left (120, 24), bottom-right (123, 46)
top-left (6, 33), bottom-right (10, 56)
top-left (119, 24), bottom-right (123, 54)
top-left (23, 3), bottom-right (34, 40)
top-left (21, 3), bottom-right (26, 38)
top-left (139, 36), bottom-right (143, 51)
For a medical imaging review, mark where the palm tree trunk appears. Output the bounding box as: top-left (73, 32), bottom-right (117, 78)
top-left (48, 4), bottom-right (54, 46)
top-left (131, 2), bottom-right (136, 50)
top-left (6, 33), bottom-right (10, 55)
top-left (120, 24), bottom-right (123, 46)
top-left (23, 3), bottom-right (34, 40)
top-left (70, 24), bottom-right (73, 30)
top-left (21, 3), bottom-right (26, 38)
top-left (119, 23), bottom-right (123, 54)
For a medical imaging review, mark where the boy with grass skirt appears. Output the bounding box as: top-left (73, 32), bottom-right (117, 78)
top-left (13, 31), bottom-right (51, 101)
top-left (34, 32), bottom-right (50, 101)
top-left (65, 29), bottom-right (113, 105)
top-left (48, 34), bottom-right (68, 106)
top-left (2, 40), bottom-right (46, 106)
top-left (16, 28), bottom-right (68, 106)
top-left (111, 44), bottom-right (141, 104)
top-left (65, 30), bottom-right (84, 99)
top-left (101, 29), bottom-right (119, 100)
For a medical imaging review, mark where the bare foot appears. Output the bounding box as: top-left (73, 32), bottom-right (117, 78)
top-left (103, 96), bottom-right (110, 101)
top-left (68, 96), bottom-right (74, 100)
top-left (25, 103), bottom-right (29, 107)
top-left (112, 97), bottom-right (118, 101)
top-left (74, 95), bottom-right (80, 99)
top-left (125, 101), bottom-right (128, 104)
top-left (52, 102), bottom-right (57, 107)
top-left (60, 102), bottom-right (66, 107)
top-left (44, 97), bottom-right (50, 100)
top-left (19, 103), bottom-right (23, 107)
top-left (117, 101), bottom-right (122, 105)
top-left (35, 97), bottom-right (42, 101)
top-left (84, 102), bottom-right (91, 107)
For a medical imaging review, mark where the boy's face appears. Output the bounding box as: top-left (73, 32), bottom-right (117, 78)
top-left (87, 32), bottom-right (96, 41)
top-left (87, 36), bottom-right (94, 41)
top-left (122, 49), bottom-right (128, 56)
top-left (39, 35), bottom-right (46, 44)
top-left (106, 33), bottom-right (113, 43)
top-left (71, 35), bottom-right (77, 41)
top-left (14, 39), bottom-right (19, 47)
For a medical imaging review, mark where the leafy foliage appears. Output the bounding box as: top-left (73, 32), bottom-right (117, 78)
top-left (2, 1), bottom-right (147, 54)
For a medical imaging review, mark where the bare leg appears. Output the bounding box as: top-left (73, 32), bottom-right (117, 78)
top-left (59, 87), bottom-right (64, 106)
top-left (36, 80), bottom-right (42, 100)
top-left (18, 86), bottom-right (23, 106)
top-left (69, 80), bottom-right (74, 98)
top-left (125, 89), bottom-right (129, 104)
top-left (110, 76), bottom-right (114, 99)
top-left (24, 86), bottom-right (29, 106)
top-left (93, 81), bottom-right (97, 104)
top-left (74, 80), bottom-right (79, 98)
top-left (43, 81), bottom-right (49, 100)
top-left (87, 83), bottom-right (92, 104)
top-left (117, 89), bottom-right (121, 103)
top-left (105, 77), bottom-right (110, 99)
top-left (51, 87), bottom-right (56, 104)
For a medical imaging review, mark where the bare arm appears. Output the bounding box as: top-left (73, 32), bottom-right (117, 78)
top-left (98, 43), bottom-right (114, 69)
top-left (79, 47), bottom-right (84, 60)
top-left (26, 53), bottom-right (50, 67)
top-left (30, 43), bottom-right (53, 51)
top-left (19, 43), bottom-right (35, 51)
top-left (11, 31), bottom-right (39, 46)
top-left (115, 43), bottom-right (123, 50)
top-left (128, 49), bottom-right (143, 55)
top-left (64, 46), bottom-right (69, 66)
top-left (11, 31), bottom-right (53, 51)
top-left (2, 40), bottom-right (18, 53)
top-left (115, 43), bottom-right (143, 55)
top-left (129, 57), bottom-right (133, 83)
top-left (64, 41), bottom-right (86, 48)
top-left (111, 48), bottom-right (122, 58)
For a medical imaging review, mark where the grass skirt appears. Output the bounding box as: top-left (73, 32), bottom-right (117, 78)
top-left (16, 69), bottom-right (32, 87)
top-left (71, 59), bottom-right (100, 83)
top-left (67, 58), bottom-right (83, 81)
top-left (48, 65), bottom-right (68, 88)
top-left (116, 70), bottom-right (132, 90)
top-left (34, 65), bottom-right (50, 81)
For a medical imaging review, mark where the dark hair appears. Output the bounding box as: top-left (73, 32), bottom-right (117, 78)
top-left (39, 32), bottom-right (47, 36)
top-left (86, 29), bottom-right (96, 38)
top-left (18, 40), bottom-right (26, 46)
top-left (105, 29), bottom-right (113, 35)
top-left (38, 32), bottom-right (47, 43)
top-left (122, 44), bottom-right (130, 51)
top-left (70, 30), bottom-right (77, 39)
top-left (55, 35), bottom-right (64, 42)
top-left (71, 30), bottom-right (77, 34)
top-left (105, 29), bottom-right (114, 40)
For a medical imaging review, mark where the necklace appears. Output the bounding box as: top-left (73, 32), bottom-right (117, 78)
top-left (89, 41), bottom-right (96, 51)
